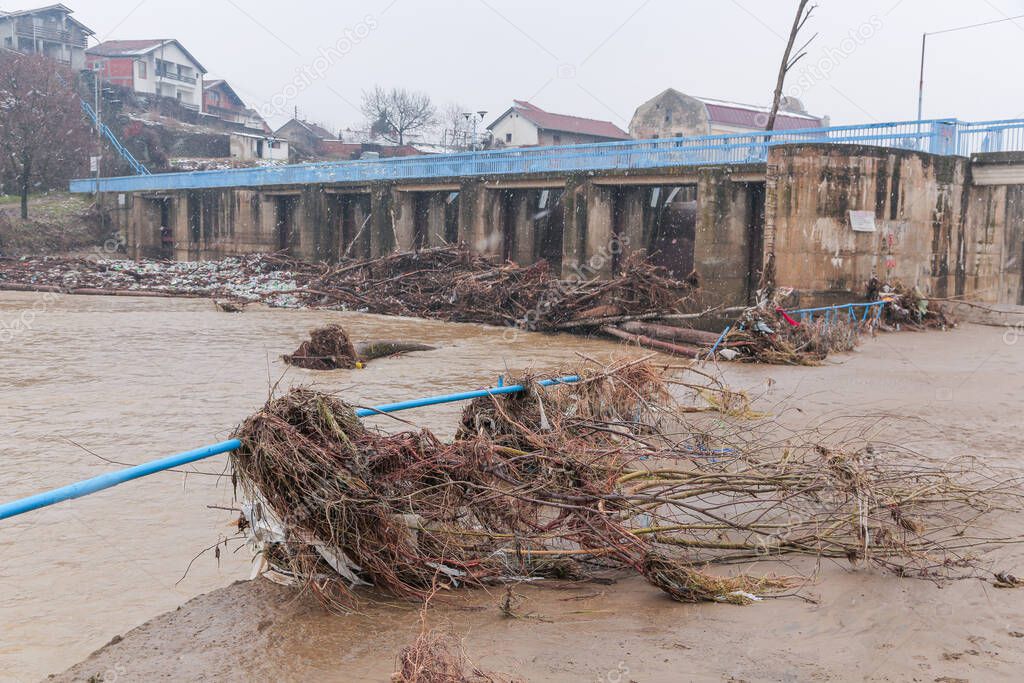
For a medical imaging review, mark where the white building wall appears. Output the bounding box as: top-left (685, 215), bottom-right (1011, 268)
top-left (489, 112), bottom-right (540, 147)
top-left (150, 42), bottom-right (204, 109)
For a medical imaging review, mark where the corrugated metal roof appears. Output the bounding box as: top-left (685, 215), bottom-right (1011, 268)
top-left (699, 97), bottom-right (824, 131)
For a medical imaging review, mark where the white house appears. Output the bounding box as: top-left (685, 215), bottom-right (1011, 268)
top-left (86, 39), bottom-right (207, 110)
top-left (487, 100), bottom-right (630, 148)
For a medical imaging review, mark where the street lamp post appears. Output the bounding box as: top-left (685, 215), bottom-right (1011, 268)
top-left (461, 111), bottom-right (487, 151)
top-left (917, 13), bottom-right (1024, 121)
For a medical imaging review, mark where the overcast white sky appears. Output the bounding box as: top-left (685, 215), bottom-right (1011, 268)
top-left (47, 0), bottom-right (1024, 134)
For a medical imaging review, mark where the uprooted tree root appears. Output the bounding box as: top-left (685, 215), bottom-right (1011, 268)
top-left (392, 625), bottom-right (509, 683)
top-left (283, 324), bottom-right (436, 370)
top-left (230, 359), bottom-right (1024, 613)
top-left (283, 324), bottom-right (359, 370)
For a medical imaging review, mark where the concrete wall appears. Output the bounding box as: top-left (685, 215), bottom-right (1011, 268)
top-left (766, 144), bottom-right (973, 305)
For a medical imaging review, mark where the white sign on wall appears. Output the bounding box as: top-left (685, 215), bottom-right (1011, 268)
top-left (849, 210), bottom-right (876, 232)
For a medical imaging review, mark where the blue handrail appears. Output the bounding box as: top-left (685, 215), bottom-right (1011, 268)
top-left (81, 101), bottom-right (151, 176)
top-left (0, 374), bottom-right (580, 522)
top-left (69, 117), bottom-right (1024, 194)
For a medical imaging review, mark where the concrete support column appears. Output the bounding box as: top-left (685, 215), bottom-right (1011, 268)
top-left (617, 188), bottom-right (645, 263)
top-left (370, 186), bottom-right (395, 256)
top-left (560, 177), bottom-right (588, 278)
top-left (426, 194), bottom-right (448, 248)
top-left (457, 180), bottom-right (482, 249)
top-left (391, 189), bottom-right (415, 251)
top-left (350, 196), bottom-right (372, 259)
top-left (696, 168), bottom-right (754, 306)
top-left (512, 192), bottom-right (533, 265)
top-left (584, 182), bottom-right (615, 279)
top-left (172, 193), bottom-right (190, 261)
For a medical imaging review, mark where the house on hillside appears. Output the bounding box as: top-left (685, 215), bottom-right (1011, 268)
top-left (0, 4), bottom-right (93, 69)
top-left (86, 39), bottom-right (207, 110)
top-left (630, 88), bottom-right (827, 139)
top-left (203, 79), bottom-right (269, 132)
top-left (274, 118), bottom-right (336, 157)
top-left (487, 100), bottom-right (630, 148)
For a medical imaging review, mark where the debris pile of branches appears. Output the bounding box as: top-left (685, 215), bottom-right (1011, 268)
top-left (294, 248), bottom-right (695, 332)
top-left (230, 360), bottom-right (1022, 612)
top-left (868, 278), bottom-right (957, 330)
top-left (0, 248), bottom-right (696, 334)
top-left (714, 306), bottom-right (864, 365)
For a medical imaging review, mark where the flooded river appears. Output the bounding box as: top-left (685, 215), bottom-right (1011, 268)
top-left (0, 292), bottom-right (627, 682)
top-left (6, 292), bottom-right (1024, 682)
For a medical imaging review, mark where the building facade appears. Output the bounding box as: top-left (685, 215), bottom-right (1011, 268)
top-left (87, 39), bottom-right (207, 110)
top-left (487, 100), bottom-right (630, 147)
top-left (0, 4), bottom-right (93, 69)
top-left (203, 80), bottom-right (268, 132)
top-left (630, 88), bottom-right (826, 138)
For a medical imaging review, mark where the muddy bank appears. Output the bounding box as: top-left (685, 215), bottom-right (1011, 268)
top-left (47, 322), bottom-right (1024, 682)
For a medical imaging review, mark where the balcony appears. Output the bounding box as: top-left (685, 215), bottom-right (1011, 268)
top-left (156, 69), bottom-right (197, 85)
top-left (14, 23), bottom-right (87, 48)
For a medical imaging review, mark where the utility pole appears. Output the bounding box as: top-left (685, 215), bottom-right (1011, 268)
top-left (94, 62), bottom-right (102, 197)
top-left (917, 13), bottom-right (1024, 121)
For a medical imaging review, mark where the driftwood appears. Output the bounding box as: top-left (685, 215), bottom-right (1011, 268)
top-left (620, 321), bottom-right (719, 346)
top-left (354, 340), bottom-right (437, 362)
top-left (601, 325), bottom-right (701, 358)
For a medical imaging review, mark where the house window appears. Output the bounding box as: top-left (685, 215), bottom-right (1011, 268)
top-left (137, 61), bottom-right (147, 79)
top-left (552, 134), bottom-right (562, 144)
top-left (505, 133), bottom-right (512, 143)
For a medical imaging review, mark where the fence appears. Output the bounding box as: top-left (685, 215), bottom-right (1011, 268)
top-left (70, 117), bottom-right (1024, 193)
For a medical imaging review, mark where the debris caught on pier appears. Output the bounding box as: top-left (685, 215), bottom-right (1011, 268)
top-left (0, 248), bottom-right (697, 334)
top-left (869, 278), bottom-right (957, 330)
top-left (230, 359), bottom-right (1022, 613)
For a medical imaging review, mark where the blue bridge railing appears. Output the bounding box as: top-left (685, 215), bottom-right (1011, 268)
top-left (70, 117), bottom-right (1024, 194)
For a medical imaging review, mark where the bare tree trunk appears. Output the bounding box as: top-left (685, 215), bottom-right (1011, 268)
top-left (19, 156), bottom-right (31, 220)
top-left (766, 0), bottom-right (815, 132)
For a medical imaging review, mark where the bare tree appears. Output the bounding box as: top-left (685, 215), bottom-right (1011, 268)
top-left (436, 102), bottom-right (475, 151)
top-left (361, 86), bottom-right (437, 145)
top-left (0, 52), bottom-right (90, 219)
top-left (765, 1), bottom-right (817, 131)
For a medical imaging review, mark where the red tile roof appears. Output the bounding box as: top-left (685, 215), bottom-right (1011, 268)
top-left (87, 39), bottom-right (207, 73)
top-left (493, 100), bottom-right (630, 140)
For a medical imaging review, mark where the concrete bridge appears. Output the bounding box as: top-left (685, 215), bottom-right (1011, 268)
top-left (72, 118), bottom-right (1024, 307)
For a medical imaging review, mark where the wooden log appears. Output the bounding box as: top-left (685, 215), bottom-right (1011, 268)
top-left (354, 340), bottom-right (437, 362)
top-left (619, 321), bottom-right (719, 346)
top-left (600, 326), bottom-right (701, 358)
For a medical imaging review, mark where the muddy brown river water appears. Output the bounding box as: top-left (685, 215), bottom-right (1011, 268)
top-left (0, 291), bottom-right (634, 682)
top-left (3, 291), bottom-right (1024, 682)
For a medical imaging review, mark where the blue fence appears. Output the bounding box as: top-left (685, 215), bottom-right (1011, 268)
top-left (69, 117), bottom-right (1024, 194)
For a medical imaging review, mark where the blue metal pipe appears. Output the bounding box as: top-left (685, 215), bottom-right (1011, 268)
top-left (0, 375), bottom-right (581, 522)
top-left (354, 375), bottom-right (580, 416)
top-left (0, 439), bottom-right (241, 522)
